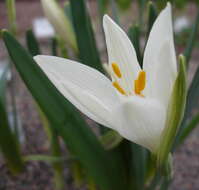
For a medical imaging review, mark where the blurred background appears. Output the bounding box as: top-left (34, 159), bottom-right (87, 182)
top-left (0, 0), bottom-right (199, 189)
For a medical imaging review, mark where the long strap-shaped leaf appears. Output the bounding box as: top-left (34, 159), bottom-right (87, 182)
top-left (2, 31), bottom-right (126, 190)
top-left (184, 9), bottom-right (199, 66)
top-left (0, 65), bottom-right (24, 174)
top-left (69, 0), bottom-right (102, 72)
top-left (26, 29), bottom-right (41, 56)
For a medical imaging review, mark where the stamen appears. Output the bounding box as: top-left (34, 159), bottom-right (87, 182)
top-left (134, 70), bottom-right (146, 96)
top-left (113, 81), bottom-right (126, 95)
top-left (112, 63), bottom-right (122, 78)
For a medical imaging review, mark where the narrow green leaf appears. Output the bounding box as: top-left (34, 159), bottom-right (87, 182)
top-left (24, 155), bottom-right (66, 163)
top-left (100, 130), bottom-right (123, 150)
top-left (177, 113), bottom-right (199, 146)
top-left (128, 24), bottom-right (142, 65)
top-left (57, 36), bottom-right (68, 58)
top-left (64, 1), bottom-right (73, 27)
top-left (184, 9), bottom-right (199, 66)
top-left (69, 0), bottom-right (102, 72)
top-left (3, 31), bottom-right (70, 125)
top-left (157, 55), bottom-right (187, 168)
top-left (2, 31), bottom-right (126, 190)
top-left (116, 0), bottom-right (132, 10)
top-left (130, 144), bottom-right (149, 190)
top-left (26, 29), bottom-right (41, 56)
top-left (177, 60), bottom-right (199, 139)
top-left (0, 65), bottom-right (24, 174)
top-left (51, 37), bottom-right (58, 56)
top-left (147, 1), bottom-right (158, 37)
top-left (138, 0), bottom-right (147, 27)
top-left (50, 130), bottom-right (65, 190)
top-left (71, 160), bottom-right (85, 188)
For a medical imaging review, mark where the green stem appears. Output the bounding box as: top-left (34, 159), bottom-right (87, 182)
top-left (51, 131), bottom-right (65, 190)
top-left (37, 107), bottom-right (65, 190)
top-left (6, 0), bottom-right (17, 35)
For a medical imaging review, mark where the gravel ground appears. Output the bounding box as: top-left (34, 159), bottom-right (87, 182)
top-left (0, 1), bottom-right (199, 190)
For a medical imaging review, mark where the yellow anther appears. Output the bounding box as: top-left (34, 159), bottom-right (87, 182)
top-left (112, 63), bottom-right (122, 78)
top-left (134, 70), bottom-right (146, 96)
top-left (113, 81), bottom-right (126, 95)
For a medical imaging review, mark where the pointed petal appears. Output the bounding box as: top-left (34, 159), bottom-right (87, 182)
top-left (143, 3), bottom-right (177, 107)
top-left (103, 15), bottom-right (141, 95)
top-left (34, 55), bottom-right (120, 127)
top-left (113, 97), bottom-right (166, 152)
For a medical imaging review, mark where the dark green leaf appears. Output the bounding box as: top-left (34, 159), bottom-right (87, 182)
top-left (51, 37), bottom-right (58, 56)
top-left (24, 154), bottom-right (66, 163)
top-left (0, 65), bottom-right (24, 174)
top-left (177, 59), bottom-right (199, 141)
top-left (128, 24), bottom-right (142, 65)
top-left (138, 0), bottom-right (147, 26)
top-left (69, 0), bottom-right (102, 72)
top-left (116, 0), bottom-right (132, 10)
top-left (2, 31), bottom-right (126, 190)
top-left (100, 130), bottom-right (123, 150)
top-left (26, 29), bottom-right (41, 56)
top-left (130, 144), bottom-right (149, 190)
top-left (147, 1), bottom-right (158, 37)
top-left (184, 9), bottom-right (199, 66)
top-left (177, 113), bottom-right (199, 146)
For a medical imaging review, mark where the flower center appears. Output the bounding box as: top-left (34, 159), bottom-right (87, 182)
top-left (111, 63), bottom-right (146, 96)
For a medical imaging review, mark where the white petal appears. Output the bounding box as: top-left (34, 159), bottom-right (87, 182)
top-left (143, 3), bottom-right (177, 107)
top-left (34, 55), bottom-right (120, 128)
top-left (113, 96), bottom-right (166, 152)
top-left (103, 15), bottom-right (141, 95)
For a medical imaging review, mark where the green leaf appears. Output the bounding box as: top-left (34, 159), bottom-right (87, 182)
top-left (128, 24), bottom-right (142, 65)
top-left (138, 0), bottom-right (147, 27)
top-left (64, 1), bottom-right (73, 28)
top-left (157, 55), bottom-right (187, 168)
top-left (23, 154), bottom-right (66, 163)
top-left (69, 0), bottom-right (102, 72)
top-left (147, 1), bottom-right (158, 37)
top-left (0, 65), bottom-right (24, 174)
top-left (130, 144), bottom-right (149, 190)
top-left (3, 30), bottom-right (71, 125)
top-left (2, 31), bottom-right (126, 190)
top-left (100, 130), bottom-right (123, 150)
top-left (177, 57), bottom-right (199, 139)
top-left (177, 113), bottom-right (199, 146)
top-left (51, 37), bottom-right (58, 56)
top-left (26, 29), bottom-right (41, 56)
top-left (116, 0), bottom-right (132, 10)
top-left (184, 9), bottom-right (199, 66)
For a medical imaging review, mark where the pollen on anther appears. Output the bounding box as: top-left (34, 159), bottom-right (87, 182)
top-left (111, 63), bottom-right (122, 78)
top-left (134, 70), bottom-right (146, 95)
top-left (113, 81), bottom-right (126, 95)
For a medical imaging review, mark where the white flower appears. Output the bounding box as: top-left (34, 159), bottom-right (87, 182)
top-left (34, 3), bottom-right (177, 153)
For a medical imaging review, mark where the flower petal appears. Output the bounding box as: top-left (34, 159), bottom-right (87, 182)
top-left (113, 96), bottom-right (166, 152)
top-left (34, 55), bottom-right (120, 128)
top-left (103, 15), bottom-right (141, 95)
top-left (143, 3), bottom-right (177, 107)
